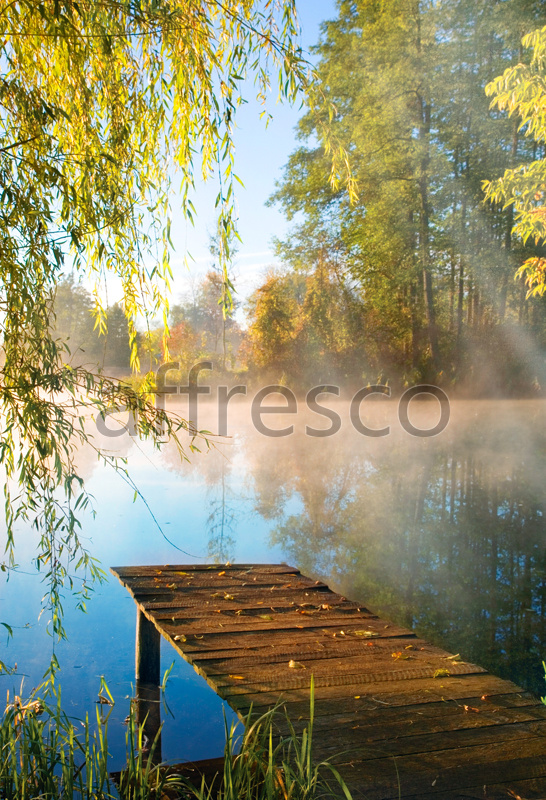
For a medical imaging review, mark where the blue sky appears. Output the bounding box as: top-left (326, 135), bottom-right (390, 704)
top-left (166, 0), bottom-right (338, 312)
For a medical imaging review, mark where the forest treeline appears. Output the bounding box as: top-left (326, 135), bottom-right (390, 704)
top-left (55, 0), bottom-right (546, 396)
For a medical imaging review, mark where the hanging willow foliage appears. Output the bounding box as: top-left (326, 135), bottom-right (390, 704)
top-left (0, 0), bottom-right (354, 654)
top-left (483, 25), bottom-right (546, 297)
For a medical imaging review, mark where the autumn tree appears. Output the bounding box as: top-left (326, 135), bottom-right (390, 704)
top-left (170, 271), bottom-right (242, 370)
top-left (244, 261), bottom-right (377, 386)
top-left (244, 270), bottom-right (302, 380)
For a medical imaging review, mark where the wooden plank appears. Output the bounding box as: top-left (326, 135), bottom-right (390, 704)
top-left (160, 626), bottom-right (416, 654)
top-left (148, 606), bottom-right (372, 623)
top-left (214, 662), bottom-right (488, 697)
top-left (124, 574), bottom-right (325, 590)
top-left (249, 675), bottom-right (541, 723)
top-left (312, 719), bottom-right (546, 763)
top-left (182, 638), bottom-right (419, 664)
top-left (141, 593), bottom-right (363, 612)
top-left (334, 744), bottom-right (546, 797)
top-left (199, 647), bottom-right (483, 676)
top-left (154, 615), bottom-right (412, 636)
top-left (272, 700), bottom-right (546, 740)
top-left (112, 564), bottom-right (301, 575)
top-left (232, 674), bottom-right (525, 712)
top-left (402, 776), bottom-right (546, 799)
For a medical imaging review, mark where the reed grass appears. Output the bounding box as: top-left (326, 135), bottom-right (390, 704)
top-left (0, 679), bottom-right (353, 800)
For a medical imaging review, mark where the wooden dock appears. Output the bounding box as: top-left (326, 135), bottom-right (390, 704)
top-left (111, 563), bottom-right (546, 799)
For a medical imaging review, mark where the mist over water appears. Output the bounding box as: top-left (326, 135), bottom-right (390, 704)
top-left (2, 398), bottom-right (546, 763)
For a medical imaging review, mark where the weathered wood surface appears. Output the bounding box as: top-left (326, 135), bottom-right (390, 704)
top-left (111, 563), bottom-right (546, 799)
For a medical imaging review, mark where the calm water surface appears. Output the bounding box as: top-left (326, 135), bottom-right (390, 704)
top-left (2, 398), bottom-right (546, 766)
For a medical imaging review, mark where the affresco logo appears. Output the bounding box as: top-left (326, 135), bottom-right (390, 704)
top-left (96, 361), bottom-right (450, 439)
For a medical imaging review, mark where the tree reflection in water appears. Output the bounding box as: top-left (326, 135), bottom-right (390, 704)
top-left (243, 400), bottom-right (546, 696)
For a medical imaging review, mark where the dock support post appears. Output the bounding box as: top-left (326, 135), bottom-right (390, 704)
top-left (136, 608), bottom-right (160, 685)
top-left (135, 681), bottom-right (162, 764)
top-left (135, 609), bottom-right (162, 763)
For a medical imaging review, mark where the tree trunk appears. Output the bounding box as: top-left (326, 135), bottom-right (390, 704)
top-left (419, 99), bottom-right (440, 370)
top-left (415, 6), bottom-right (440, 371)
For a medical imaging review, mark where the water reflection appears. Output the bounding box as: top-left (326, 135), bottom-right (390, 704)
top-left (241, 400), bottom-right (546, 695)
top-left (2, 398), bottom-right (546, 763)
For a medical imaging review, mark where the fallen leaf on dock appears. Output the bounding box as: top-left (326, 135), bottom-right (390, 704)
top-left (288, 660), bottom-right (306, 669)
top-left (218, 571), bottom-right (226, 576)
top-left (229, 675), bottom-right (245, 680)
top-left (463, 705), bottom-right (480, 713)
top-left (224, 593), bottom-right (235, 600)
top-left (433, 669), bottom-right (451, 679)
top-left (174, 634), bottom-right (186, 642)
top-left (354, 630), bottom-right (379, 637)
top-left (259, 614), bottom-right (274, 620)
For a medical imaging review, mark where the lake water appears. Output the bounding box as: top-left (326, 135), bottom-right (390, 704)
top-left (2, 397), bottom-right (546, 767)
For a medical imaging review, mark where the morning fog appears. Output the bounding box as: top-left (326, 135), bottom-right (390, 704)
top-left (97, 361), bottom-right (451, 439)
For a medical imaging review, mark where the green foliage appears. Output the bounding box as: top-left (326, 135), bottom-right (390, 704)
top-left (483, 25), bottom-right (546, 297)
top-left (0, 0), bottom-right (350, 646)
top-left (0, 682), bottom-right (352, 800)
top-left (271, 0), bottom-right (546, 386)
top-left (206, 684), bottom-right (352, 800)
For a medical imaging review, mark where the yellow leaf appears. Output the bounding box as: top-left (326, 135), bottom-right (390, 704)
top-left (433, 669), bottom-right (451, 679)
top-left (288, 660), bottom-right (306, 669)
